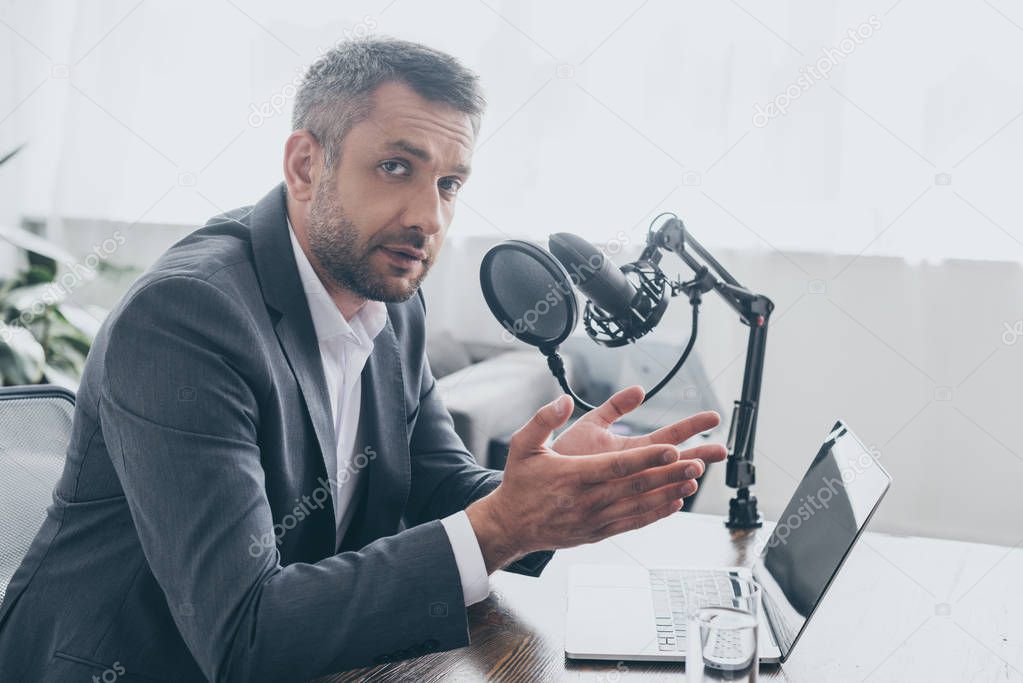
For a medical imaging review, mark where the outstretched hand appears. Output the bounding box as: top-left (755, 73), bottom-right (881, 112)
top-left (466, 389), bottom-right (727, 574)
top-left (551, 385), bottom-right (725, 463)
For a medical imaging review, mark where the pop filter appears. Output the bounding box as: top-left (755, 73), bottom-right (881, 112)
top-left (479, 240), bottom-right (579, 351)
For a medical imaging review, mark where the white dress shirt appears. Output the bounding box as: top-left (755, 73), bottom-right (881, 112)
top-left (287, 217), bottom-right (489, 606)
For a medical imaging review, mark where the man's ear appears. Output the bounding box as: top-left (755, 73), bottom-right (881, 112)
top-left (283, 130), bottom-right (321, 202)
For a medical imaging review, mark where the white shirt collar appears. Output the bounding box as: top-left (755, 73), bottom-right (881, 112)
top-left (286, 215), bottom-right (388, 347)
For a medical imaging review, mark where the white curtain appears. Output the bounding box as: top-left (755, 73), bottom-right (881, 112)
top-left (2, 0), bottom-right (1021, 262)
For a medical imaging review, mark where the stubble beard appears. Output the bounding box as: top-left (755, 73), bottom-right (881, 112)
top-left (306, 178), bottom-right (431, 303)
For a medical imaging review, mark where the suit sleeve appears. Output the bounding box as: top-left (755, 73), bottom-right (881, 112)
top-left (100, 275), bottom-right (471, 682)
top-left (405, 289), bottom-right (554, 578)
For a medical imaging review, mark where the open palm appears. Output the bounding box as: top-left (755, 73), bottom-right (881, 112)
top-left (551, 385), bottom-right (726, 465)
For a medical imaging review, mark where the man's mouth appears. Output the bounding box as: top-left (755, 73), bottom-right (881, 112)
top-left (379, 245), bottom-right (426, 267)
top-left (382, 245), bottom-right (427, 260)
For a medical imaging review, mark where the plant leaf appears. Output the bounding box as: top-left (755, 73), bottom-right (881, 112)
top-left (25, 255), bottom-right (57, 283)
top-left (56, 303), bottom-right (105, 341)
top-left (0, 324), bottom-right (46, 385)
top-left (0, 225), bottom-right (76, 264)
top-left (47, 329), bottom-right (92, 359)
top-left (42, 362), bottom-right (79, 392)
top-left (5, 282), bottom-right (66, 314)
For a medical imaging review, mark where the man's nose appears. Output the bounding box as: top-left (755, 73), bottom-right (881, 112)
top-left (403, 184), bottom-right (444, 237)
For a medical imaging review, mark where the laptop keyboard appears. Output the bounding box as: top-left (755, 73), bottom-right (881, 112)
top-left (649, 569), bottom-right (746, 652)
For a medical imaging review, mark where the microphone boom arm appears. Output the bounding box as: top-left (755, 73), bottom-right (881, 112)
top-left (650, 218), bottom-right (774, 529)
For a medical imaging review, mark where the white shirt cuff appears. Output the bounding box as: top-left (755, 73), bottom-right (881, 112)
top-left (440, 510), bottom-right (491, 606)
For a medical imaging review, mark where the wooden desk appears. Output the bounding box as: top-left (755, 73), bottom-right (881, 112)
top-left (321, 513), bottom-right (1023, 682)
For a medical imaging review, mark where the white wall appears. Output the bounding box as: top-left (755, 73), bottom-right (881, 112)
top-left (2, 0), bottom-right (1020, 261)
top-left (686, 248), bottom-right (1023, 548)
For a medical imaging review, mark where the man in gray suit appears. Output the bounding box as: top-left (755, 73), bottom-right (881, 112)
top-left (0, 38), bottom-right (725, 681)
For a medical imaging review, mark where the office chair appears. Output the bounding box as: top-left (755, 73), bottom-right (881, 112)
top-left (0, 384), bottom-right (75, 606)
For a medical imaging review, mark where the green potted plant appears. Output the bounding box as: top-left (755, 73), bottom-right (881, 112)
top-left (0, 145), bottom-right (132, 389)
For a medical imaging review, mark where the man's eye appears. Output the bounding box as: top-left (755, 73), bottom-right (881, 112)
top-left (439, 177), bottom-right (463, 194)
top-left (380, 160), bottom-right (410, 175)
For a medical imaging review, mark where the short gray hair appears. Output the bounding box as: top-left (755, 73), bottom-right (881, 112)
top-left (292, 36), bottom-right (486, 170)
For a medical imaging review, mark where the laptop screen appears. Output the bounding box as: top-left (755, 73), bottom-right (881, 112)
top-left (752, 421), bottom-right (891, 660)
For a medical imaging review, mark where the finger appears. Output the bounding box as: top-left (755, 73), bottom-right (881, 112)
top-left (639, 411), bottom-right (721, 448)
top-left (680, 442), bottom-right (728, 465)
top-left (596, 497), bottom-right (683, 539)
top-left (581, 384), bottom-right (644, 429)
top-left (595, 480), bottom-right (698, 526)
top-left (575, 443), bottom-right (680, 485)
top-left (509, 394), bottom-right (574, 455)
top-left (586, 458), bottom-right (704, 506)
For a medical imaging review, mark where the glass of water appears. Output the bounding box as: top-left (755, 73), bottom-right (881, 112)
top-left (687, 576), bottom-right (760, 618)
top-left (686, 601), bottom-right (759, 682)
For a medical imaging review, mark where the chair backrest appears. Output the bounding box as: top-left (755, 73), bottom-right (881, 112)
top-left (0, 384), bottom-right (75, 606)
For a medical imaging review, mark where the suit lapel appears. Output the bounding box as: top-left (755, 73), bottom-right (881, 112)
top-left (250, 184), bottom-right (338, 549)
top-left (271, 312), bottom-right (337, 474)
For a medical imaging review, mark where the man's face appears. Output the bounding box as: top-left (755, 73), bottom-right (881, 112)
top-left (306, 80), bottom-right (475, 303)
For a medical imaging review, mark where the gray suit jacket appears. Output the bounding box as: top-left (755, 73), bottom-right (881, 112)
top-left (0, 183), bottom-right (552, 682)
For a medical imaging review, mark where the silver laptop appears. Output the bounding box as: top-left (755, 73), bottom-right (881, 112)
top-left (565, 420), bottom-right (892, 664)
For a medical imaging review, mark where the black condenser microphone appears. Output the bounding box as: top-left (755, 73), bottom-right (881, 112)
top-left (549, 233), bottom-right (635, 318)
top-left (549, 232), bottom-right (668, 347)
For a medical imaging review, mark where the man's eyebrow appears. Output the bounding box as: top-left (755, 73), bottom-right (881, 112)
top-left (385, 139), bottom-right (471, 176)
